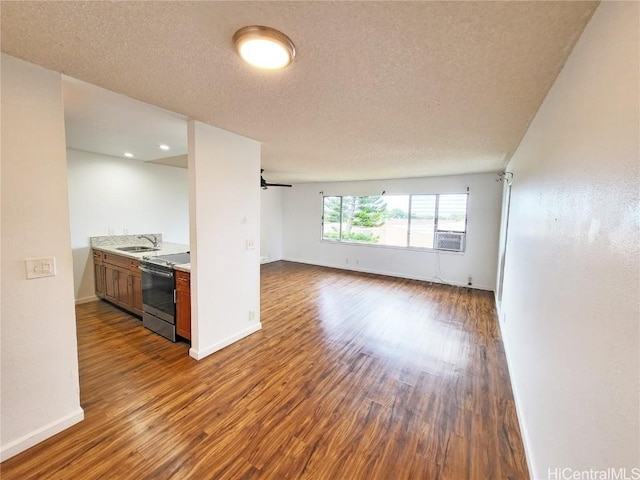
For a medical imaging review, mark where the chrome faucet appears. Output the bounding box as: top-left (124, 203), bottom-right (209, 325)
top-left (137, 234), bottom-right (158, 247)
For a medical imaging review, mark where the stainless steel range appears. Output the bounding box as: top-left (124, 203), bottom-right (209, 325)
top-left (139, 252), bottom-right (190, 342)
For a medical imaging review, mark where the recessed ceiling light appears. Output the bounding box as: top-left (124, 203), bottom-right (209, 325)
top-left (123, 152), bottom-right (134, 158)
top-left (159, 144), bottom-right (170, 151)
top-left (233, 26), bottom-right (295, 70)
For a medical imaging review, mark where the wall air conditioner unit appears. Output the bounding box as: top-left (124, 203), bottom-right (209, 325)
top-left (435, 232), bottom-right (466, 252)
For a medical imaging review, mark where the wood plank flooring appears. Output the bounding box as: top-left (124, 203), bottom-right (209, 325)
top-left (1, 261), bottom-right (529, 479)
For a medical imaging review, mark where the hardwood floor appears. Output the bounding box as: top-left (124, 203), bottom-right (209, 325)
top-left (1, 261), bottom-right (528, 479)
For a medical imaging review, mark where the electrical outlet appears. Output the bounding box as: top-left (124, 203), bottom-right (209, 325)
top-left (249, 310), bottom-right (256, 322)
top-left (467, 275), bottom-right (473, 286)
top-left (345, 259), bottom-right (349, 264)
top-left (246, 239), bottom-right (256, 250)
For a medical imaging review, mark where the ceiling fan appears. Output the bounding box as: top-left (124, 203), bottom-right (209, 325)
top-left (261, 169), bottom-right (292, 189)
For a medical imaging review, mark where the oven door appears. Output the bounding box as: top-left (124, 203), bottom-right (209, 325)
top-left (139, 264), bottom-right (175, 324)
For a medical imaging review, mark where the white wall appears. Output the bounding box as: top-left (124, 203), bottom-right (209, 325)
top-left (282, 173), bottom-right (502, 290)
top-left (188, 120), bottom-right (261, 360)
top-left (66, 149), bottom-right (189, 302)
top-left (498, 2), bottom-right (639, 476)
top-left (260, 187), bottom-right (283, 263)
top-left (1, 55), bottom-right (83, 460)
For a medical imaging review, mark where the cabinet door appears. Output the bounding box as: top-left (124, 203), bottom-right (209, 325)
top-left (93, 251), bottom-right (105, 298)
top-left (94, 263), bottom-right (105, 298)
top-left (130, 274), bottom-right (143, 316)
top-left (176, 289), bottom-right (191, 340)
top-left (104, 265), bottom-right (117, 302)
top-left (115, 268), bottom-right (131, 309)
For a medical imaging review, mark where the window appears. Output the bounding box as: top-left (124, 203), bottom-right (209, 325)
top-left (322, 193), bottom-right (468, 251)
top-left (437, 194), bottom-right (468, 232)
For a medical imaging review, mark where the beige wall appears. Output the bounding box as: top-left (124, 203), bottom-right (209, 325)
top-left (498, 2), bottom-right (639, 476)
top-left (1, 55), bottom-right (83, 460)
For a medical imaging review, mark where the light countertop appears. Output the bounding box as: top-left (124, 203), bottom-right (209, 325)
top-left (92, 241), bottom-right (190, 261)
top-left (90, 235), bottom-right (190, 272)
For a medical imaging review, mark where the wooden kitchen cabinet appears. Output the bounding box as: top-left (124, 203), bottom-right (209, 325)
top-left (93, 250), bottom-right (106, 298)
top-left (94, 249), bottom-right (142, 317)
top-left (175, 270), bottom-right (191, 340)
top-left (130, 260), bottom-right (142, 315)
top-left (104, 264), bottom-right (130, 307)
top-left (104, 264), bottom-right (118, 302)
top-left (115, 266), bottom-right (131, 309)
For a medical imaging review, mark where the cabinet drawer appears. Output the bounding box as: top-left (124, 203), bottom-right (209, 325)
top-left (129, 259), bottom-right (141, 276)
top-left (175, 270), bottom-right (190, 292)
top-left (93, 250), bottom-right (104, 264)
top-left (103, 252), bottom-right (132, 269)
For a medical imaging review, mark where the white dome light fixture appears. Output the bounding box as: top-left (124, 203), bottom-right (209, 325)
top-left (233, 26), bottom-right (295, 70)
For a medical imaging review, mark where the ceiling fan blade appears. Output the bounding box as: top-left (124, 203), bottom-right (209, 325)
top-left (261, 169), bottom-right (292, 188)
top-left (265, 182), bottom-right (292, 188)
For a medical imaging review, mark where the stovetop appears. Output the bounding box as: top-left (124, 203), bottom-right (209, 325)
top-left (142, 252), bottom-right (190, 268)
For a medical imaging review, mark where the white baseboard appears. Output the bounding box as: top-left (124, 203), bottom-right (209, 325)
top-left (75, 295), bottom-right (98, 305)
top-left (260, 256), bottom-right (282, 264)
top-left (281, 257), bottom-right (494, 291)
top-left (0, 407), bottom-right (84, 462)
top-left (495, 303), bottom-right (535, 478)
top-left (189, 323), bottom-right (262, 360)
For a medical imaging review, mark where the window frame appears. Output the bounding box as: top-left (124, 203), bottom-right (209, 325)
top-left (321, 193), bottom-right (469, 252)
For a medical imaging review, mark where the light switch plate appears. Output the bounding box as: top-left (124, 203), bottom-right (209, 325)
top-left (246, 239), bottom-right (256, 250)
top-left (25, 257), bottom-right (57, 279)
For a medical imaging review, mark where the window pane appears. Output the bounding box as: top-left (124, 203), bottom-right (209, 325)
top-left (341, 196), bottom-right (385, 244)
top-left (341, 196), bottom-right (355, 242)
top-left (437, 194), bottom-right (468, 232)
top-left (409, 195), bottom-right (436, 248)
top-left (322, 196), bottom-right (341, 241)
top-left (376, 195), bottom-right (409, 247)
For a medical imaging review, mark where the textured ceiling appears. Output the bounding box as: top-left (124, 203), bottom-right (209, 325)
top-left (63, 76), bottom-right (187, 162)
top-left (1, 1), bottom-right (598, 183)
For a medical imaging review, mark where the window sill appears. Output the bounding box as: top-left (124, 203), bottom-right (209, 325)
top-left (319, 239), bottom-right (465, 255)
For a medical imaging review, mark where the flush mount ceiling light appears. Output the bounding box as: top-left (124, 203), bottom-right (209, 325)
top-left (233, 26), bottom-right (295, 70)
top-left (158, 144), bottom-right (170, 151)
top-left (123, 152), bottom-right (134, 158)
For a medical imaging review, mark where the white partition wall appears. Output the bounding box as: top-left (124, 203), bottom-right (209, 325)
top-left (187, 120), bottom-right (262, 360)
top-left (498, 2), bottom-right (640, 477)
top-left (1, 55), bottom-right (83, 460)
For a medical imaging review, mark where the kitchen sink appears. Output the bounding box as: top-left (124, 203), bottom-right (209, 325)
top-left (116, 246), bottom-right (160, 252)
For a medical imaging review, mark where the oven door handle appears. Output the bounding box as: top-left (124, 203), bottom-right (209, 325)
top-left (139, 265), bottom-right (174, 278)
